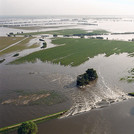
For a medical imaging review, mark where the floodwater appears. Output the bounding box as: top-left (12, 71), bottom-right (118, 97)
top-left (1, 54), bottom-right (134, 134)
top-left (38, 99), bottom-right (134, 134)
top-left (1, 16), bottom-right (134, 134)
top-left (36, 54), bottom-right (134, 134)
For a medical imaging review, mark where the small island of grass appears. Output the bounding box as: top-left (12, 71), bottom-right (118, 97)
top-left (41, 42), bottom-right (47, 49)
top-left (128, 93), bottom-right (134, 96)
top-left (120, 68), bottom-right (134, 83)
top-left (0, 59), bottom-right (5, 63)
top-left (77, 68), bottom-right (98, 87)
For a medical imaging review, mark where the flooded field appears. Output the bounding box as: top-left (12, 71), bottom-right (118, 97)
top-left (1, 15), bottom-right (134, 134)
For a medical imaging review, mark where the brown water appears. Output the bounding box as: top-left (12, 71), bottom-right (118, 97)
top-left (1, 53), bottom-right (134, 134)
top-left (37, 54), bottom-right (134, 134)
top-left (0, 62), bottom-right (72, 128)
top-left (38, 99), bottom-right (134, 134)
top-left (1, 15), bottom-right (134, 134)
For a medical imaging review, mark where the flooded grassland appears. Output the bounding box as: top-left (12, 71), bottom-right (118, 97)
top-left (1, 16), bottom-right (134, 134)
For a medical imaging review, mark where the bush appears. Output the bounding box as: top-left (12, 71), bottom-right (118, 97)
top-left (18, 121), bottom-right (38, 134)
top-left (77, 68), bottom-right (98, 87)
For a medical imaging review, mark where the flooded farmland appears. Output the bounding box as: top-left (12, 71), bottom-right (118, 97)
top-left (1, 15), bottom-right (134, 134)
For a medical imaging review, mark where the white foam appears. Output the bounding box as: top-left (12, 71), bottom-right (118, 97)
top-left (60, 72), bottom-right (130, 118)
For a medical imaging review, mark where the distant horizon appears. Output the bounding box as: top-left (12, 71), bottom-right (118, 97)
top-left (1, 0), bottom-right (134, 16)
top-left (1, 14), bottom-right (134, 17)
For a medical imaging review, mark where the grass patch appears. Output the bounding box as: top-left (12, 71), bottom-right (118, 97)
top-left (11, 38), bottom-right (134, 66)
top-left (127, 79), bottom-right (134, 83)
top-left (44, 29), bottom-right (88, 35)
top-left (29, 43), bottom-right (40, 49)
top-left (0, 37), bottom-right (25, 51)
top-left (0, 59), bottom-right (5, 63)
top-left (0, 37), bottom-right (39, 56)
top-left (16, 29), bottom-right (109, 36)
top-left (128, 92), bottom-right (134, 96)
top-left (120, 68), bottom-right (134, 83)
top-left (120, 77), bottom-right (126, 81)
top-left (16, 29), bottom-right (88, 36)
top-left (1, 90), bottom-right (67, 106)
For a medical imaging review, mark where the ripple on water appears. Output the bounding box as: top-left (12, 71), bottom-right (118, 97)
top-left (60, 72), bottom-right (131, 118)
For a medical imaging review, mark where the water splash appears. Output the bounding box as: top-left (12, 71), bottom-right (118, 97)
top-left (60, 72), bottom-right (130, 118)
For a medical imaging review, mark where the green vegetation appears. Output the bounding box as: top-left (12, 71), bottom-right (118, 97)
top-left (11, 38), bottom-right (134, 66)
top-left (0, 110), bottom-right (67, 134)
top-left (18, 121), bottom-right (38, 134)
top-left (0, 37), bottom-right (39, 56)
top-left (120, 68), bottom-right (134, 83)
top-left (41, 42), bottom-right (47, 49)
top-left (16, 29), bottom-right (88, 36)
top-left (46, 29), bottom-right (88, 35)
top-left (112, 32), bottom-right (134, 35)
top-left (128, 93), bottom-right (134, 96)
top-left (0, 59), bottom-right (5, 63)
top-left (0, 37), bottom-right (24, 50)
top-left (77, 68), bottom-right (98, 87)
top-left (73, 29), bottom-right (109, 36)
top-left (29, 43), bottom-right (40, 49)
top-left (16, 29), bottom-right (109, 36)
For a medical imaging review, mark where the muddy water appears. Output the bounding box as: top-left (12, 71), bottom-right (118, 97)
top-left (36, 54), bottom-right (134, 134)
top-left (1, 16), bottom-right (134, 134)
top-left (0, 61), bottom-right (74, 127)
top-left (1, 53), bottom-right (134, 134)
top-left (38, 99), bottom-right (134, 134)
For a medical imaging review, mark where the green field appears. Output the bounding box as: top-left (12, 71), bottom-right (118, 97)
top-left (16, 29), bottom-right (109, 36)
top-left (44, 29), bottom-right (88, 35)
top-left (16, 29), bottom-right (88, 36)
top-left (0, 37), bottom-right (39, 56)
top-left (0, 37), bottom-right (25, 50)
top-left (11, 38), bottom-right (134, 66)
